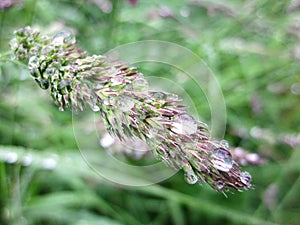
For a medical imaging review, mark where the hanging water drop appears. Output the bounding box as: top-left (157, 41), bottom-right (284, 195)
top-left (117, 96), bottom-right (135, 112)
top-left (52, 31), bottom-right (76, 46)
top-left (59, 106), bottom-right (64, 111)
top-left (171, 114), bottom-right (198, 135)
top-left (211, 148), bottom-right (233, 172)
top-left (184, 170), bottom-right (198, 184)
top-left (240, 171), bottom-right (251, 187)
top-left (37, 79), bottom-right (49, 89)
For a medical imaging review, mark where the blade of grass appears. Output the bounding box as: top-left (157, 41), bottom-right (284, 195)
top-left (168, 200), bottom-right (185, 225)
top-left (138, 185), bottom-right (280, 225)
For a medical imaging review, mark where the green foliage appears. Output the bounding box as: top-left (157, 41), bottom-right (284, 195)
top-left (1, 0), bottom-right (300, 224)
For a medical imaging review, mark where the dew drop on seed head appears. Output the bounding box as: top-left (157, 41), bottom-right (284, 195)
top-left (46, 67), bottom-right (55, 76)
top-left (215, 180), bottom-right (225, 191)
top-left (220, 139), bottom-right (229, 148)
top-left (103, 99), bottom-right (110, 106)
top-left (184, 170), bottom-right (198, 184)
top-left (147, 128), bottom-right (158, 138)
top-left (94, 84), bottom-right (103, 90)
top-left (152, 91), bottom-right (167, 100)
top-left (211, 148), bottom-right (233, 172)
top-left (107, 67), bottom-right (119, 76)
top-left (9, 38), bottom-right (18, 50)
top-left (171, 114), bottom-right (198, 135)
top-left (110, 76), bottom-right (124, 86)
top-left (240, 171), bottom-right (251, 187)
top-left (37, 79), bottom-right (49, 89)
top-left (169, 150), bottom-right (176, 158)
top-left (58, 80), bottom-right (71, 90)
top-left (52, 31), bottom-right (76, 45)
top-left (92, 105), bottom-right (100, 112)
top-left (117, 96), bottom-right (135, 112)
top-left (28, 56), bottom-right (39, 70)
top-left (168, 93), bottom-right (180, 101)
top-left (131, 77), bottom-right (149, 93)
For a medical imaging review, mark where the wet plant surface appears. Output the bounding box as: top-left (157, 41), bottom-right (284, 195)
top-left (1, 1), bottom-right (300, 225)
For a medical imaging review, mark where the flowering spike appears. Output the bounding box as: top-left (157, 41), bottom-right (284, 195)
top-left (9, 26), bottom-right (252, 192)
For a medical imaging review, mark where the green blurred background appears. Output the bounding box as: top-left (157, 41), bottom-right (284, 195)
top-left (0, 0), bottom-right (300, 224)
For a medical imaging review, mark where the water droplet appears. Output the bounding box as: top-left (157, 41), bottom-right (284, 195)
top-left (151, 91), bottom-right (167, 100)
top-left (131, 77), bottom-right (149, 93)
top-left (215, 180), bottom-right (225, 191)
top-left (6, 152), bottom-right (18, 164)
top-left (103, 99), bottom-right (110, 106)
top-left (240, 171), bottom-right (251, 187)
top-left (28, 56), bottom-right (39, 70)
top-left (94, 84), bottom-right (103, 90)
top-left (52, 31), bottom-right (76, 46)
top-left (92, 105), bottom-right (100, 112)
top-left (42, 157), bottom-right (57, 170)
top-left (117, 96), bottom-right (135, 112)
top-left (36, 78), bottom-right (49, 89)
top-left (246, 153), bottom-right (259, 163)
top-left (63, 32), bottom-right (76, 44)
top-left (184, 170), bottom-right (198, 184)
top-left (147, 128), bottom-right (158, 138)
top-left (169, 150), bottom-right (176, 158)
top-left (168, 93), bottom-right (180, 101)
top-left (110, 76), bottom-right (124, 86)
top-left (291, 83), bottom-right (300, 95)
top-left (220, 140), bottom-right (229, 148)
top-left (107, 67), bottom-right (119, 76)
top-left (180, 6), bottom-right (190, 17)
top-left (100, 133), bottom-right (115, 148)
top-left (171, 114), bottom-right (198, 135)
top-left (58, 79), bottom-right (71, 90)
top-left (9, 38), bottom-right (18, 50)
top-left (22, 154), bottom-right (33, 166)
top-left (59, 106), bottom-right (64, 111)
top-left (46, 67), bottom-right (56, 76)
top-left (211, 148), bottom-right (233, 172)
